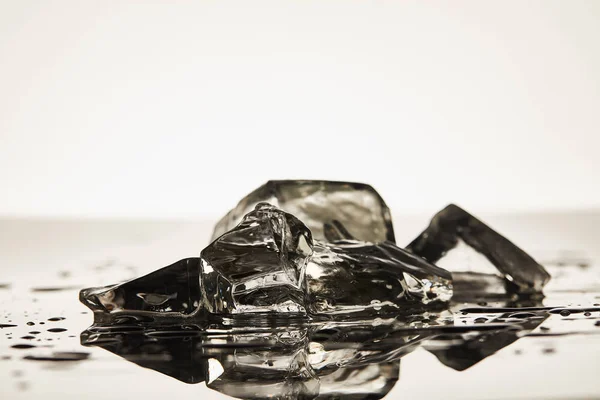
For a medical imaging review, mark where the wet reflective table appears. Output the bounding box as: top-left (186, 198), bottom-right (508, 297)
top-left (1, 212), bottom-right (599, 399)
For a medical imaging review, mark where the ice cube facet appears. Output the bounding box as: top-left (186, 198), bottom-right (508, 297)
top-left (212, 180), bottom-right (395, 244)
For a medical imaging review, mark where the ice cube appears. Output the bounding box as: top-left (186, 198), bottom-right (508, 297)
top-left (212, 180), bottom-right (395, 244)
top-left (79, 258), bottom-right (201, 318)
top-left (201, 203), bottom-right (313, 315)
top-left (407, 204), bottom-right (551, 293)
top-left (306, 240), bottom-right (452, 316)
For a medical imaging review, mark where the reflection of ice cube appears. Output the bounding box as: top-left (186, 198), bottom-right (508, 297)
top-left (425, 308), bottom-right (548, 371)
top-left (212, 180), bottom-right (395, 244)
top-left (408, 204), bottom-right (551, 293)
top-left (206, 323), bottom-right (410, 400)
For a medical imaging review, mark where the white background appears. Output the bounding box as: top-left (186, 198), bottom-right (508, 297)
top-left (1, 1), bottom-right (599, 219)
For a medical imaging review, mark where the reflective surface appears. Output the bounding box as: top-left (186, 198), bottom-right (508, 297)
top-left (1, 212), bottom-right (600, 399)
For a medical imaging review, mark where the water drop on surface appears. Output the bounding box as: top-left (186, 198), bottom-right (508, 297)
top-left (560, 310), bottom-right (571, 317)
top-left (47, 328), bottom-right (67, 333)
top-left (26, 322), bottom-right (34, 326)
top-left (509, 312), bottom-right (537, 319)
top-left (11, 344), bottom-right (36, 349)
top-left (23, 352), bottom-right (90, 362)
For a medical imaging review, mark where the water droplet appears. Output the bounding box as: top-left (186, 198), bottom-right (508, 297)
top-left (23, 352), bottom-right (89, 362)
top-left (509, 312), bottom-right (537, 319)
top-left (20, 336), bottom-right (35, 340)
top-left (11, 344), bottom-right (36, 349)
top-left (47, 328), bottom-right (66, 333)
top-left (47, 317), bottom-right (65, 322)
top-left (584, 312), bottom-right (592, 317)
top-left (474, 317), bottom-right (487, 323)
top-left (560, 310), bottom-right (571, 317)
top-left (28, 331), bottom-right (40, 335)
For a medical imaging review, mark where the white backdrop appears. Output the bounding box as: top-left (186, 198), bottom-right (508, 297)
top-left (1, 1), bottom-right (599, 218)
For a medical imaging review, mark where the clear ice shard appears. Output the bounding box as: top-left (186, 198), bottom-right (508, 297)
top-left (211, 180), bottom-right (395, 244)
top-left (407, 204), bottom-right (551, 293)
top-left (201, 203), bottom-right (452, 316)
top-left (79, 258), bottom-right (202, 318)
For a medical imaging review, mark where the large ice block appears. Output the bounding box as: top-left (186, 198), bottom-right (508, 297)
top-left (212, 180), bottom-right (395, 243)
